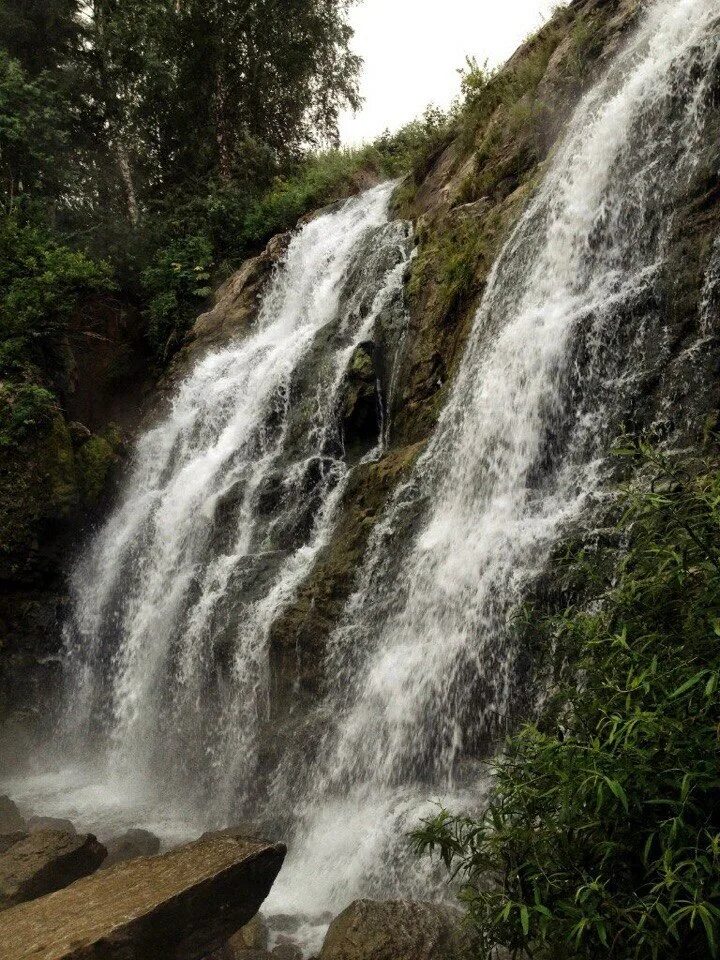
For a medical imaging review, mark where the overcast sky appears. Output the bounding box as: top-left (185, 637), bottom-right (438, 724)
top-left (339, 0), bottom-right (563, 144)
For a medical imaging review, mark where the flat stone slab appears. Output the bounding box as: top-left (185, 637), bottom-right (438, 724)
top-left (0, 834), bottom-right (286, 960)
top-left (0, 831), bottom-right (107, 910)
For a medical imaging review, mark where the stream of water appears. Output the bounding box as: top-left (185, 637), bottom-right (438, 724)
top-left (4, 0), bottom-right (720, 954)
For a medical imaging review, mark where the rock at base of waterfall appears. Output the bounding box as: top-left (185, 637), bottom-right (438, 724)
top-left (319, 900), bottom-right (462, 960)
top-left (0, 833), bottom-right (26, 856)
top-left (0, 830), bottom-right (107, 910)
top-left (0, 833), bottom-right (286, 960)
top-left (231, 914), bottom-right (270, 952)
top-left (0, 796), bottom-right (26, 836)
top-left (27, 816), bottom-right (77, 835)
top-left (100, 827), bottom-right (161, 867)
top-left (272, 939), bottom-right (303, 960)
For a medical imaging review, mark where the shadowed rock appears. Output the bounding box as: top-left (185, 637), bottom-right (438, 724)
top-left (0, 796), bottom-right (26, 835)
top-left (0, 830), bottom-right (107, 911)
top-left (319, 900), bottom-right (462, 960)
top-left (0, 833), bottom-right (26, 856)
top-left (101, 828), bottom-right (161, 868)
top-left (0, 833), bottom-right (286, 960)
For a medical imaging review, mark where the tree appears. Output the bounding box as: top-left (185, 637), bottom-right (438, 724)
top-left (0, 0), bottom-right (84, 75)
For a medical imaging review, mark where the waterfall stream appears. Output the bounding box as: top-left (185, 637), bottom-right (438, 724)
top-left (24, 182), bottom-right (414, 838)
top-left (265, 0), bottom-right (720, 935)
top-left (5, 0), bottom-right (719, 952)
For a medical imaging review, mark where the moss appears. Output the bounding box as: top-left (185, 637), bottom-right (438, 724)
top-left (75, 430), bottom-right (121, 507)
top-left (0, 407), bottom-right (78, 582)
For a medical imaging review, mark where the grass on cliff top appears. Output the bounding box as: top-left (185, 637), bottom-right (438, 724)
top-left (415, 440), bottom-right (720, 960)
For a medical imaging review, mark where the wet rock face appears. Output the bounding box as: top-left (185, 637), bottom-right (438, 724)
top-left (339, 342), bottom-right (381, 463)
top-left (169, 232), bottom-right (292, 382)
top-left (0, 834), bottom-right (285, 960)
top-left (100, 828), bottom-right (161, 868)
top-left (318, 899), bottom-right (462, 960)
top-left (0, 830), bottom-right (107, 911)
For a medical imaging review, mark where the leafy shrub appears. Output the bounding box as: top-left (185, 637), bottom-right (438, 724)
top-left (141, 233), bottom-right (214, 357)
top-left (0, 215), bottom-right (113, 375)
top-left (0, 382), bottom-right (57, 445)
top-left (414, 442), bottom-right (720, 960)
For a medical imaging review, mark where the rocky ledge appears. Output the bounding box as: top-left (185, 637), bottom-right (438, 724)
top-left (0, 833), bottom-right (286, 960)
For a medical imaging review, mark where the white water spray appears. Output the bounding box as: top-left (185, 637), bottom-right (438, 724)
top-left (56, 182), bottom-right (412, 825)
top-left (267, 0), bottom-right (720, 932)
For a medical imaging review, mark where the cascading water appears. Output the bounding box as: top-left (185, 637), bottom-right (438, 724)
top-left (264, 0), bottom-right (720, 935)
top-left (6, 0), bottom-right (719, 950)
top-left (34, 182), bottom-right (413, 834)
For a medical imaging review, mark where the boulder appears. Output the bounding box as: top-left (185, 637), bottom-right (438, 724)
top-left (272, 940), bottom-right (303, 960)
top-left (230, 913), bottom-right (270, 951)
top-left (0, 796), bottom-right (26, 836)
top-left (101, 828), bottom-right (161, 868)
top-left (319, 899), bottom-right (462, 960)
top-left (27, 817), bottom-right (76, 835)
top-left (0, 833), bottom-right (26, 856)
top-left (0, 833), bottom-right (286, 960)
top-left (0, 830), bottom-right (107, 911)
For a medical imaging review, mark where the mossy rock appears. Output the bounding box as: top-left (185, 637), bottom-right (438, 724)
top-left (75, 430), bottom-right (122, 507)
top-left (0, 405), bottom-right (78, 583)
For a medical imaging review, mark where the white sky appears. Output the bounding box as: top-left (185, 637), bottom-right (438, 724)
top-left (339, 0), bottom-right (563, 144)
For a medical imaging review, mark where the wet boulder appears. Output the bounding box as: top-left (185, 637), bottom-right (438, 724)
top-left (101, 827), bottom-right (161, 868)
top-left (0, 833), bottom-right (286, 960)
top-left (0, 830), bottom-right (107, 910)
top-left (319, 899), bottom-right (462, 960)
top-left (339, 342), bottom-right (382, 461)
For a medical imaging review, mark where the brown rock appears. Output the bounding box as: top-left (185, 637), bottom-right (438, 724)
top-left (0, 796), bottom-right (26, 836)
top-left (0, 833), bottom-right (286, 960)
top-left (0, 830), bottom-right (107, 911)
top-left (101, 828), bottom-right (161, 868)
top-left (27, 817), bottom-right (76, 835)
top-left (170, 233), bottom-right (291, 379)
top-left (228, 913), bottom-right (269, 951)
top-left (0, 833), bottom-right (26, 856)
top-left (272, 939), bottom-right (302, 960)
top-left (319, 899), bottom-right (461, 960)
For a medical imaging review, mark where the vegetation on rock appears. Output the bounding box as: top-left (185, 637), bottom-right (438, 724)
top-left (415, 442), bottom-right (720, 960)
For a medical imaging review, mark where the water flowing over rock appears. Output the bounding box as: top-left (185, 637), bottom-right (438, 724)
top-left (61, 183), bottom-right (413, 822)
top-left (265, 0), bottom-right (720, 921)
top-left (10, 0), bottom-right (720, 951)
top-left (0, 834), bottom-right (285, 960)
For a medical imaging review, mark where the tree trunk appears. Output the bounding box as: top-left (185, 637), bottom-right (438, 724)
top-left (214, 57), bottom-right (233, 184)
top-left (116, 142), bottom-right (139, 225)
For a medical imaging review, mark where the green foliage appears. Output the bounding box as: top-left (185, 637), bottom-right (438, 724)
top-left (141, 234), bottom-right (213, 356)
top-left (75, 431), bottom-right (119, 505)
top-left (0, 382), bottom-right (57, 445)
top-left (414, 442), bottom-right (720, 960)
top-left (0, 50), bottom-right (72, 204)
top-left (0, 215), bottom-right (113, 375)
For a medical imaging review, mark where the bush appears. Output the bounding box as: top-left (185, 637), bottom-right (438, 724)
top-left (414, 442), bottom-right (720, 960)
top-left (0, 382), bottom-right (57, 445)
top-left (0, 215), bottom-right (113, 376)
top-left (141, 233), bottom-right (214, 357)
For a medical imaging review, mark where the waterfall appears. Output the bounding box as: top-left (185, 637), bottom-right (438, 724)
top-left (57, 182), bottom-right (413, 826)
top-left (265, 0), bottom-right (720, 932)
top-left (8, 0), bottom-right (718, 946)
